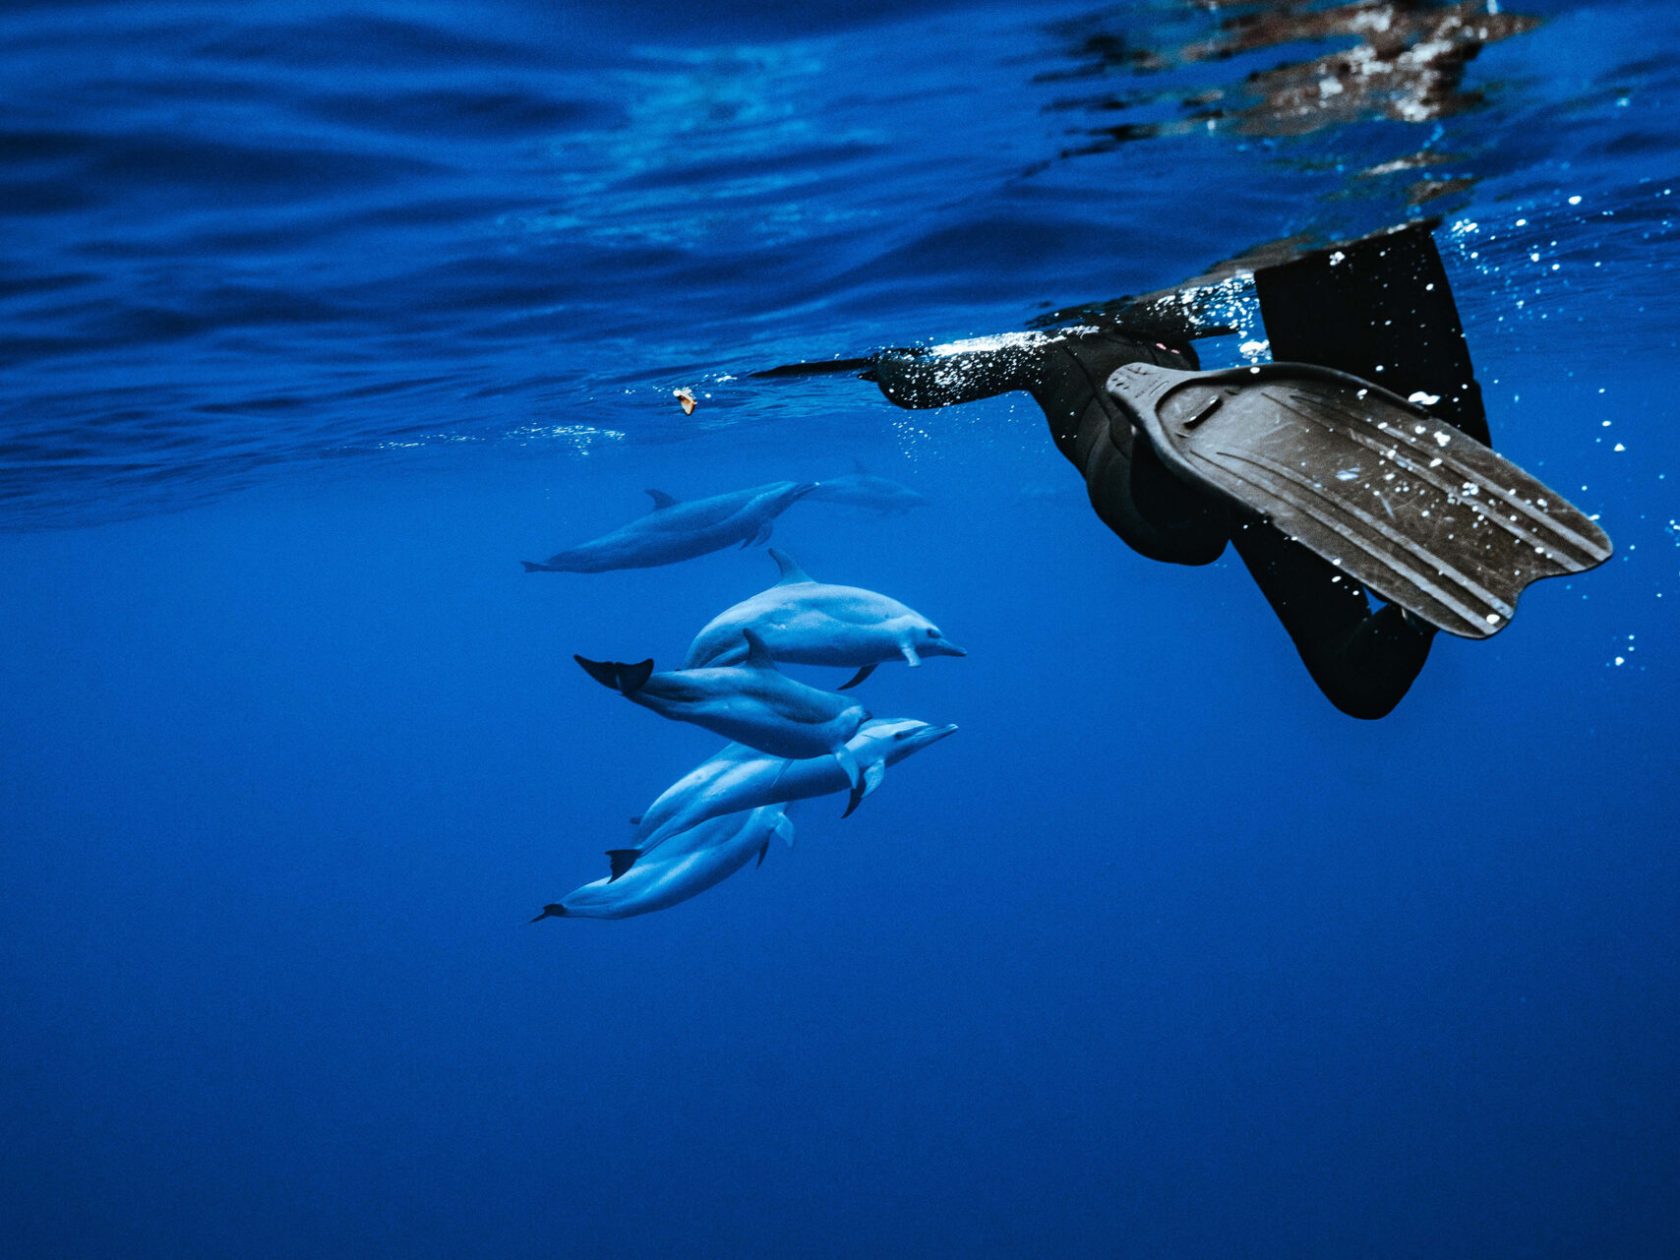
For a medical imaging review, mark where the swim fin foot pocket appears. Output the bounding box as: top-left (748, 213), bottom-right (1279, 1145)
top-left (873, 331), bottom-right (1232, 565)
top-left (1106, 361), bottom-right (1612, 637)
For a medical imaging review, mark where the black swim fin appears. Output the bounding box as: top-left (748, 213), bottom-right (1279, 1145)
top-left (1107, 360), bottom-right (1612, 637)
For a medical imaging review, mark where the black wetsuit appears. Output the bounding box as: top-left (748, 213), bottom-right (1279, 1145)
top-left (871, 330), bottom-right (1448, 719)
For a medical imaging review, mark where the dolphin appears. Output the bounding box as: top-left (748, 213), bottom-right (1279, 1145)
top-left (574, 629), bottom-right (869, 776)
top-left (806, 463), bottom-right (926, 514)
top-left (522, 481), bottom-right (816, 573)
top-left (532, 805), bottom-right (794, 921)
top-left (683, 549), bottom-right (965, 689)
top-left (612, 717), bottom-right (958, 878)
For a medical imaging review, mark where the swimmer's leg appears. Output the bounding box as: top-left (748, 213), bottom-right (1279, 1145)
top-left (870, 331), bottom-right (1229, 564)
top-left (1231, 520), bottom-right (1434, 720)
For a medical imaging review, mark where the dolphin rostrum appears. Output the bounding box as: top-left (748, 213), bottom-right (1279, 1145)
top-left (522, 481), bottom-right (816, 573)
top-left (683, 549), bottom-right (965, 689)
top-left (531, 805), bottom-right (794, 921)
top-left (575, 629), bottom-right (869, 776)
top-left (612, 717), bottom-right (958, 878)
top-left (805, 463), bottom-right (927, 514)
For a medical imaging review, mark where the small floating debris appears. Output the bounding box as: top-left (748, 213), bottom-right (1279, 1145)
top-left (674, 387), bottom-right (697, 416)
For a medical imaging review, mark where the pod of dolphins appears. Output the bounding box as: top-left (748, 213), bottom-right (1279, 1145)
top-left (526, 475), bottom-right (958, 922)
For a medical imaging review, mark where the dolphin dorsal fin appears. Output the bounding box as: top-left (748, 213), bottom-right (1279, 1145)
top-left (768, 548), bottom-right (813, 586)
top-left (740, 628), bottom-right (778, 670)
top-left (644, 488), bottom-right (678, 511)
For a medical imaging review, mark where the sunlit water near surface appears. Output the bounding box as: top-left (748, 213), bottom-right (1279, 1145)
top-left (4, 2), bottom-right (1679, 1256)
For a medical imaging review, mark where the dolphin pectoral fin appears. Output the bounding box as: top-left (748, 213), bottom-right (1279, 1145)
top-left (842, 762), bottom-right (887, 819)
top-left (862, 761), bottom-right (885, 797)
top-left (838, 664), bottom-right (876, 691)
top-left (742, 522), bottom-right (773, 548)
top-left (574, 656), bottom-right (655, 695)
top-left (645, 488), bottom-right (678, 510)
top-left (530, 903), bottom-right (568, 922)
top-left (769, 548), bottom-right (814, 585)
top-left (901, 644), bottom-right (921, 667)
top-left (756, 840), bottom-right (770, 868)
top-left (775, 814), bottom-right (796, 848)
top-left (740, 629), bottom-right (779, 670)
top-left (833, 745), bottom-right (862, 794)
top-left (605, 849), bottom-right (639, 881)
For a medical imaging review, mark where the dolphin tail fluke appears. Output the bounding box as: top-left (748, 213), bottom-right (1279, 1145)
top-left (530, 903), bottom-right (568, 922)
top-left (838, 664), bottom-right (876, 690)
top-left (605, 849), bottom-right (639, 881)
top-left (841, 762), bottom-right (887, 819)
top-left (574, 655), bottom-right (655, 695)
top-left (574, 655), bottom-right (620, 689)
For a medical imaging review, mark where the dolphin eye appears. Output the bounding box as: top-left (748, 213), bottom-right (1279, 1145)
top-left (926, 628), bottom-right (939, 638)
top-left (893, 730), bottom-right (913, 741)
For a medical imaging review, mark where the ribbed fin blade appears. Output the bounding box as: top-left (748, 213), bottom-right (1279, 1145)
top-left (1112, 361), bottom-right (1611, 638)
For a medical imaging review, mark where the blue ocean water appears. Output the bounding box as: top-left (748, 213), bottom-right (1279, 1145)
top-left (3, 0), bottom-right (1678, 1255)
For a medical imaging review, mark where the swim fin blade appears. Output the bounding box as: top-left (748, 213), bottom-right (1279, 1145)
top-left (1108, 361), bottom-right (1612, 638)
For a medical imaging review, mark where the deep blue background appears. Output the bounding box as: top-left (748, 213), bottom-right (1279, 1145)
top-left (3, 1), bottom-right (1678, 1256)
